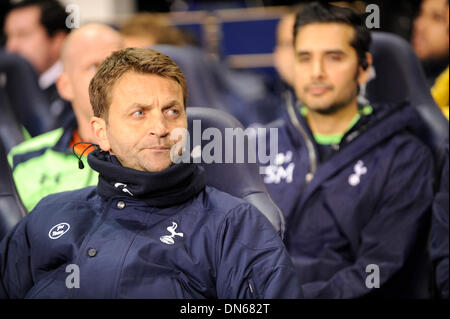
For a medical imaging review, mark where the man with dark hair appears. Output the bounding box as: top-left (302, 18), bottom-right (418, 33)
top-left (4, 0), bottom-right (72, 128)
top-left (0, 47), bottom-right (301, 299)
top-left (259, 2), bottom-right (435, 298)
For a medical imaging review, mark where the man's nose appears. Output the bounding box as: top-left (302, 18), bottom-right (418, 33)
top-left (311, 58), bottom-right (325, 80)
top-left (149, 114), bottom-right (170, 138)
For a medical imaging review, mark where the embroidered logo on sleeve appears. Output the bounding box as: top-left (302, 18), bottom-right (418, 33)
top-left (160, 222), bottom-right (184, 245)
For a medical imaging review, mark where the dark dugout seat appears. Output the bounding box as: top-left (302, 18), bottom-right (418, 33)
top-left (366, 32), bottom-right (449, 167)
top-left (0, 138), bottom-right (27, 241)
top-left (186, 107), bottom-right (285, 238)
top-left (0, 50), bottom-right (57, 137)
top-left (365, 32), bottom-right (449, 298)
top-left (0, 86), bottom-right (24, 152)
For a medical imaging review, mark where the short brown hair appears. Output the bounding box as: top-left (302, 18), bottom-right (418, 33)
top-left (89, 47), bottom-right (188, 119)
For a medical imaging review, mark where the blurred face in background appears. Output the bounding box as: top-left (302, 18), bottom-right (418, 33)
top-left (412, 0), bottom-right (449, 61)
top-left (4, 5), bottom-right (65, 74)
top-left (293, 23), bottom-right (371, 114)
top-left (274, 13), bottom-right (296, 87)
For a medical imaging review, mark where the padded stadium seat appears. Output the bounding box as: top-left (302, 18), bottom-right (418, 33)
top-left (0, 86), bottom-right (24, 152)
top-left (0, 138), bottom-right (27, 241)
top-left (366, 32), bottom-right (449, 299)
top-left (0, 50), bottom-right (57, 137)
top-left (367, 32), bottom-right (449, 166)
top-left (186, 107), bottom-right (285, 238)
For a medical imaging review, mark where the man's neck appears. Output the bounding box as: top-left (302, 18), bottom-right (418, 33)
top-left (77, 119), bottom-right (94, 143)
top-left (306, 101), bottom-right (359, 136)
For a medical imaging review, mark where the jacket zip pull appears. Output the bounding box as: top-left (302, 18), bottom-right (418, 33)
top-left (286, 99), bottom-right (318, 178)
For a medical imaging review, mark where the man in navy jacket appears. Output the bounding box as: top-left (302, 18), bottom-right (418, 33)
top-left (259, 3), bottom-right (435, 298)
top-left (0, 48), bottom-right (301, 299)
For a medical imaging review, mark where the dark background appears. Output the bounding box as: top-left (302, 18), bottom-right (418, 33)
top-left (0, 0), bottom-right (423, 44)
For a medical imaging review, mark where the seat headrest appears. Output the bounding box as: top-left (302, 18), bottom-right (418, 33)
top-left (0, 49), bottom-right (57, 136)
top-left (186, 107), bottom-right (285, 237)
top-left (0, 139), bottom-right (27, 240)
top-left (0, 86), bottom-right (24, 152)
top-left (366, 32), bottom-right (448, 164)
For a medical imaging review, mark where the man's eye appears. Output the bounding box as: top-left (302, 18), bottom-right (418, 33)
top-left (328, 54), bottom-right (342, 61)
top-left (166, 108), bottom-right (180, 117)
top-left (432, 13), bottom-right (444, 22)
top-left (297, 56), bottom-right (310, 63)
top-left (132, 110), bottom-right (144, 117)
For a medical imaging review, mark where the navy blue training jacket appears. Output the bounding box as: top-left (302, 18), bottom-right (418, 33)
top-left (0, 151), bottom-right (302, 299)
top-left (430, 143), bottom-right (449, 299)
top-left (258, 101), bottom-right (435, 298)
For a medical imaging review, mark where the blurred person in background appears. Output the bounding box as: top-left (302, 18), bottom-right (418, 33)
top-left (8, 23), bottom-right (123, 212)
top-left (119, 12), bottom-right (188, 48)
top-left (412, 0), bottom-right (449, 87)
top-left (273, 9), bottom-right (297, 90)
top-left (428, 1), bottom-right (449, 120)
top-left (4, 0), bottom-right (73, 129)
top-left (272, 7), bottom-right (299, 113)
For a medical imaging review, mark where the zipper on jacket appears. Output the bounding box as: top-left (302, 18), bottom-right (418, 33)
top-left (285, 96), bottom-right (317, 184)
top-left (246, 278), bottom-right (260, 298)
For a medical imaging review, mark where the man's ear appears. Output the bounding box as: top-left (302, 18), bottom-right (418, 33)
top-left (357, 52), bottom-right (373, 85)
top-left (56, 72), bottom-right (74, 101)
top-left (91, 116), bottom-right (111, 152)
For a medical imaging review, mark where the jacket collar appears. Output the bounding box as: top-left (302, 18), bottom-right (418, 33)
top-left (283, 100), bottom-right (414, 151)
top-left (52, 114), bottom-right (77, 153)
top-left (87, 149), bottom-right (206, 208)
top-left (294, 101), bottom-right (425, 214)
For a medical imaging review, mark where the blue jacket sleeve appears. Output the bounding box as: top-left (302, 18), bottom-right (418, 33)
top-left (0, 216), bottom-right (34, 299)
top-left (430, 145), bottom-right (449, 299)
top-left (215, 203), bottom-right (302, 299)
top-left (301, 141), bottom-right (435, 298)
